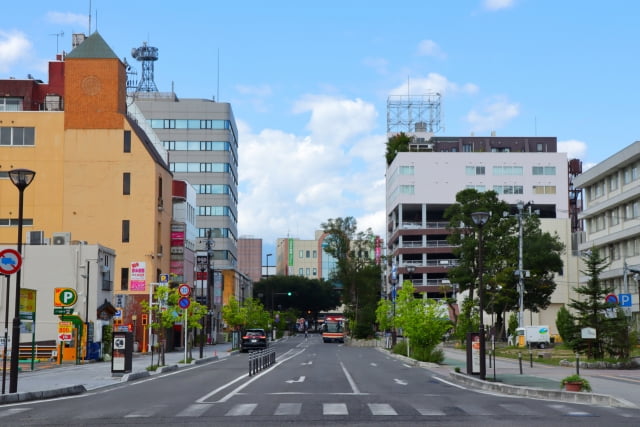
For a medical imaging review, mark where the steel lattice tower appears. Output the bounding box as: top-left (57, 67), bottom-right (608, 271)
top-left (131, 42), bottom-right (159, 92)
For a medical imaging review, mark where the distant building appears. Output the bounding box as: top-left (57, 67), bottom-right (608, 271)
top-left (238, 237), bottom-right (262, 284)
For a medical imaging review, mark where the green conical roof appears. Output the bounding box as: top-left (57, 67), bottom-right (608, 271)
top-left (66, 32), bottom-right (119, 59)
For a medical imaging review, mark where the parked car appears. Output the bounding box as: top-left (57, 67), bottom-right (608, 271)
top-left (241, 328), bottom-right (268, 352)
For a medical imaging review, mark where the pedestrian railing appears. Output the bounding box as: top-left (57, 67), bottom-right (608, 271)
top-left (248, 347), bottom-right (275, 376)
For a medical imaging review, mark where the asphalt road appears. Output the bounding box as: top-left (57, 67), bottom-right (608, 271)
top-left (1, 334), bottom-right (639, 426)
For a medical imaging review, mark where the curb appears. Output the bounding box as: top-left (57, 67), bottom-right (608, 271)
top-left (0, 385), bottom-right (86, 405)
top-left (449, 371), bottom-right (637, 409)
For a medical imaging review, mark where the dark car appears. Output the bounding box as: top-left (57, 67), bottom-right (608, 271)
top-left (241, 328), bottom-right (268, 352)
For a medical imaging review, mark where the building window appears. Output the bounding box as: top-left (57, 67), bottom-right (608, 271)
top-left (462, 144), bottom-right (472, 152)
top-left (399, 166), bottom-right (414, 175)
top-left (122, 220), bottom-right (130, 242)
top-left (313, 250), bottom-right (317, 258)
top-left (123, 173), bottom-right (131, 195)
top-left (124, 131), bottom-right (131, 153)
top-left (493, 185), bottom-right (523, 195)
top-left (299, 250), bottom-right (303, 258)
top-left (0, 97), bottom-right (22, 111)
top-left (532, 166), bottom-right (556, 175)
top-left (533, 185), bottom-right (556, 194)
top-left (609, 174), bottom-right (619, 191)
top-left (306, 250), bottom-right (310, 258)
top-left (466, 185), bottom-right (487, 192)
top-left (298, 268), bottom-right (303, 275)
top-left (536, 143), bottom-right (543, 152)
top-left (400, 185), bottom-right (414, 195)
top-left (306, 268), bottom-right (310, 276)
top-left (120, 267), bottom-right (129, 291)
top-left (608, 209), bottom-right (620, 226)
top-left (465, 166), bottom-right (485, 175)
top-left (0, 127), bottom-right (35, 146)
top-left (493, 166), bottom-right (523, 176)
top-left (312, 268), bottom-right (317, 276)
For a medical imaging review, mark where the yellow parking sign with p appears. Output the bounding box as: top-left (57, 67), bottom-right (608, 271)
top-left (54, 288), bottom-right (78, 307)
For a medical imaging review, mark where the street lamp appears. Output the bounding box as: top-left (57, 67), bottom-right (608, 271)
top-left (8, 168), bottom-right (36, 393)
top-left (406, 265), bottom-right (415, 285)
top-left (471, 211), bottom-right (489, 381)
top-left (266, 253), bottom-right (272, 278)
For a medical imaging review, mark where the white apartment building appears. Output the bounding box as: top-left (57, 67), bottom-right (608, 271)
top-left (573, 140), bottom-right (640, 329)
top-left (386, 146), bottom-right (576, 331)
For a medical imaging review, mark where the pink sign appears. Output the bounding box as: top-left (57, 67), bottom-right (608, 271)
top-left (130, 261), bottom-right (146, 291)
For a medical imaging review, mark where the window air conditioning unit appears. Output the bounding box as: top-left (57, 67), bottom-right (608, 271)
top-left (52, 232), bottom-right (72, 245)
top-left (27, 230), bottom-right (45, 245)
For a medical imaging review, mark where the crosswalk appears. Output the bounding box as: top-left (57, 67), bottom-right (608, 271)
top-left (2, 400), bottom-right (639, 420)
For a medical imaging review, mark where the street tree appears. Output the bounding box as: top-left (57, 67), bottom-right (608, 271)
top-left (393, 281), bottom-right (452, 361)
top-left (385, 132), bottom-right (411, 165)
top-left (567, 248), bottom-right (635, 359)
top-left (445, 189), bottom-right (564, 340)
top-left (321, 216), bottom-right (382, 338)
top-left (141, 285), bottom-right (206, 366)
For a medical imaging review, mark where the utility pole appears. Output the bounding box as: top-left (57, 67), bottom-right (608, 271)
top-left (517, 201), bottom-right (525, 329)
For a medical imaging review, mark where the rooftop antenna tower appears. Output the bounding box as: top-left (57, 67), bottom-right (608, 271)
top-left (131, 42), bottom-right (159, 92)
top-left (386, 93), bottom-right (443, 135)
top-left (49, 31), bottom-right (64, 54)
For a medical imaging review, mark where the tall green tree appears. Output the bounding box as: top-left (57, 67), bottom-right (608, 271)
top-left (253, 275), bottom-right (341, 317)
top-left (567, 248), bottom-right (633, 359)
top-left (445, 189), bottom-right (564, 339)
top-left (321, 216), bottom-right (382, 338)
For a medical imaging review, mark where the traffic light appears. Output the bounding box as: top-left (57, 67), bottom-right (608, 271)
top-left (287, 291), bottom-right (292, 296)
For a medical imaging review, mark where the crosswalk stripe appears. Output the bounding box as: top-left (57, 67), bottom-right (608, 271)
top-left (176, 403), bottom-right (211, 417)
top-left (415, 407), bottom-right (446, 416)
top-left (368, 403), bottom-right (397, 415)
top-left (323, 403), bottom-right (348, 415)
top-left (226, 403), bottom-right (257, 416)
top-left (275, 402), bottom-right (302, 415)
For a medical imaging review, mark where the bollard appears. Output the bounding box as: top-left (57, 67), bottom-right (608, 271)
top-left (518, 352), bottom-right (523, 375)
top-left (529, 350), bottom-right (533, 368)
top-left (576, 352), bottom-right (580, 376)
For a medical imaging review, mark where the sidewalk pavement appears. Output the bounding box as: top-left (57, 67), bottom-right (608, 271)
top-left (433, 347), bottom-right (640, 409)
top-left (0, 343), bottom-right (234, 404)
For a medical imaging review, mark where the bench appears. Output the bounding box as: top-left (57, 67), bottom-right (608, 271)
top-left (18, 345), bottom-right (58, 361)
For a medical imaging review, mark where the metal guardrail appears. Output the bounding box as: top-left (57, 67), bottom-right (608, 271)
top-left (248, 347), bottom-right (276, 376)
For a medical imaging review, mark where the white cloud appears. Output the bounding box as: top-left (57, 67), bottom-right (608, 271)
top-left (293, 95), bottom-right (378, 147)
top-left (389, 73), bottom-right (478, 97)
top-left (466, 96), bottom-right (520, 132)
top-left (483, 0), bottom-right (516, 11)
top-left (237, 96), bottom-right (386, 244)
top-left (46, 12), bottom-right (88, 27)
top-left (416, 40), bottom-right (446, 59)
top-left (0, 30), bottom-right (32, 73)
top-left (558, 139), bottom-right (588, 160)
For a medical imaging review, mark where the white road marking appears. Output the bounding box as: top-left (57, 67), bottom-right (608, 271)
top-left (394, 378), bottom-right (408, 385)
top-left (285, 376), bottom-right (306, 383)
top-left (176, 403), bottom-right (211, 417)
top-left (225, 403), bottom-right (257, 416)
top-left (339, 361), bottom-right (361, 394)
top-left (415, 407), bottom-right (446, 416)
top-left (0, 408), bottom-right (31, 417)
top-left (275, 402), bottom-right (302, 415)
top-left (323, 403), bottom-right (348, 415)
top-left (368, 403), bottom-right (397, 415)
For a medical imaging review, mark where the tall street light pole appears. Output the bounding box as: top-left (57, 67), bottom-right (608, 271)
top-left (8, 168), bottom-right (36, 393)
top-left (471, 211), bottom-right (490, 381)
top-left (517, 201), bottom-right (525, 329)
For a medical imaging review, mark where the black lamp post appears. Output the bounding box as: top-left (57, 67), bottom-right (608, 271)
top-left (471, 211), bottom-right (490, 381)
top-left (8, 168), bottom-right (36, 393)
top-left (406, 265), bottom-right (415, 285)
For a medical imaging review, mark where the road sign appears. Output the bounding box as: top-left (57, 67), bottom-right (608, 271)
top-left (160, 273), bottom-right (169, 283)
top-left (53, 307), bottom-right (74, 315)
top-left (178, 296), bottom-right (190, 309)
top-left (605, 293), bottom-right (618, 304)
top-left (178, 284), bottom-right (191, 297)
top-left (619, 293), bottom-right (632, 307)
top-left (54, 288), bottom-right (78, 307)
top-left (0, 248), bottom-right (22, 275)
top-left (114, 309), bottom-right (123, 319)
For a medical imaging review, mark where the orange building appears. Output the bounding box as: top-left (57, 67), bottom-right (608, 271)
top-left (0, 32), bottom-right (172, 347)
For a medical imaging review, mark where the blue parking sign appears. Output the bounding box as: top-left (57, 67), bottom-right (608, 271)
top-left (619, 293), bottom-right (632, 307)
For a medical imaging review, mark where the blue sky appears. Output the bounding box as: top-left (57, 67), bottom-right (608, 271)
top-left (2, 1), bottom-right (639, 258)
